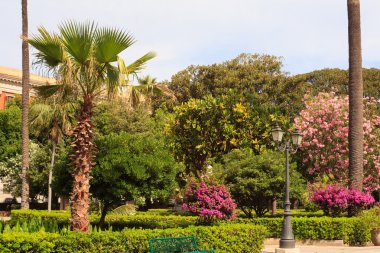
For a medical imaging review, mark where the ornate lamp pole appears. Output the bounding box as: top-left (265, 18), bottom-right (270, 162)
top-left (271, 123), bottom-right (302, 252)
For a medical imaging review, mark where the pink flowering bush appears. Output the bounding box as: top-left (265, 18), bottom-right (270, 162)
top-left (311, 184), bottom-right (375, 216)
top-left (182, 178), bottom-right (237, 225)
top-left (295, 92), bottom-right (380, 192)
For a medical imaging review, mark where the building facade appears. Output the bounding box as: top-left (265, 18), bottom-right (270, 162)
top-left (0, 66), bottom-right (55, 110)
top-left (0, 66), bottom-right (54, 203)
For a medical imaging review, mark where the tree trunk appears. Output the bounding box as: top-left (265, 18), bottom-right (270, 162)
top-left (21, 0), bottom-right (30, 210)
top-left (347, 0), bottom-right (364, 191)
top-left (48, 142), bottom-right (56, 212)
top-left (99, 201), bottom-right (110, 227)
top-left (70, 96), bottom-right (95, 232)
top-left (59, 195), bottom-right (69, 210)
top-left (271, 197), bottom-right (277, 215)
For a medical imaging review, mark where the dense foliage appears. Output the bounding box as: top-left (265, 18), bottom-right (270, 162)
top-left (170, 93), bottom-right (281, 176)
top-left (213, 149), bottom-right (306, 217)
top-left (295, 92), bottom-right (380, 192)
top-left (92, 131), bottom-right (182, 222)
top-left (0, 103), bottom-right (21, 160)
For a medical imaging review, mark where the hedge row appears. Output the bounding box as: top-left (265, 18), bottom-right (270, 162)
top-left (0, 224), bottom-right (267, 253)
top-left (243, 217), bottom-right (370, 245)
top-left (11, 210), bottom-right (196, 229)
top-left (11, 210), bottom-right (371, 245)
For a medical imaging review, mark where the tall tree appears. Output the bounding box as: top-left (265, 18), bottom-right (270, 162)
top-left (347, 0), bottom-right (364, 191)
top-left (29, 21), bottom-right (155, 232)
top-left (21, 0), bottom-right (30, 209)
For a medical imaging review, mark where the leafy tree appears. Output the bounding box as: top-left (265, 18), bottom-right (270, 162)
top-left (0, 104), bottom-right (21, 160)
top-left (213, 149), bottom-right (306, 217)
top-left (30, 98), bottom-right (77, 212)
top-left (294, 92), bottom-right (380, 192)
top-left (92, 132), bottom-right (182, 224)
top-left (29, 20), bottom-right (155, 232)
top-left (169, 53), bottom-right (286, 107)
top-left (170, 93), bottom-right (284, 176)
top-left (0, 142), bottom-right (50, 200)
top-left (93, 100), bottom-right (153, 136)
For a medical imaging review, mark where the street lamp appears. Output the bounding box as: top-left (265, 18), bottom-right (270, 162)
top-left (271, 123), bottom-right (302, 252)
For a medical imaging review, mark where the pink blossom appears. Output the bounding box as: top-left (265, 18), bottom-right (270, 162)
top-left (295, 92), bottom-right (380, 192)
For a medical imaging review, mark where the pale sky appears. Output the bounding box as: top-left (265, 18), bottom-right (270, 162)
top-left (1, 0), bottom-right (379, 81)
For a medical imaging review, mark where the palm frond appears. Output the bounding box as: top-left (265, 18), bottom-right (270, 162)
top-left (34, 84), bottom-right (64, 98)
top-left (124, 51), bottom-right (156, 75)
top-left (59, 20), bottom-right (96, 64)
top-left (104, 63), bottom-right (120, 97)
top-left (94, 27), bottom-right (135, 63)
top-left (29, 26), bottom-right (63, 67)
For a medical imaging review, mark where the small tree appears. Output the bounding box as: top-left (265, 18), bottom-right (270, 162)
top-left (214, 149), bottom-right (306, 217)
top-left (92, 131), bottom-right (182, 225)
top-left (182, 178), bottom-right (237, 225)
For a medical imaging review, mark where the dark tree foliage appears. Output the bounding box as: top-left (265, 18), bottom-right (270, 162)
top-left (213, 149), bottom-right (306, 218)
top-left (0, 103), bottom-right (21, 160)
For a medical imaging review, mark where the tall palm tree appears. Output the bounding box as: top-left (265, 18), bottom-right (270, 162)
top-left (30, 98), bottom-right (77, 212)
top-left (29, 20), bottom-right (155, 232)
top-left (347, 0), bottom-right (364, 191)
top-left (21, 0), bottom-right (30, 209)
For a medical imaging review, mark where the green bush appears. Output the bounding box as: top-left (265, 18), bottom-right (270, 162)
top-left (241, 217), bottom-right (370, 245)
top-left (10, 210), bottom-right (372, 245)
top-left (11, 210), bottom-right (197, 230)
top-left (0, 224), bottom-right (267, 253)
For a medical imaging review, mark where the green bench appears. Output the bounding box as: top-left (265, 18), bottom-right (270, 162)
top-left (148, 236), bottom-right (215, 253)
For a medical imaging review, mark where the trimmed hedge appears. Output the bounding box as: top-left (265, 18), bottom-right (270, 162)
top-left (0, 224), bottom-right (267, 253)
top-left (11, 210), bottom-right (371, 245)
top-left (11, 210), bottom-right (197, 230)
top-left (243, 217), bottom-right (370, 245)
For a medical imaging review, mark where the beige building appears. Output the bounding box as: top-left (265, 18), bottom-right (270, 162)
top-left (0, 66), bottom-right (55, 110)
top-left (0, 66), bottom-right (55, 203)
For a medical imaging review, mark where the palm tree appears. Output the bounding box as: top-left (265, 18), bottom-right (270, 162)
top-left (30, 98), bottom-right (77, 212)
top-left (122, 75), bottom-right (175, 109)
top-left (21, 0), bottom-right (30, 209)
top-left (347, 0), bottom-right (364, 191)
top-left (28, 20), bottom-right (155, 232)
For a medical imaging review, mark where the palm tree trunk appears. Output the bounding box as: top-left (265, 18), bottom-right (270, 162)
top-left (347, 0), bottom-right (364, 191)
top-left (21, 0), bottom-right (30, 210)
top-left (48, 142), bottom-right (56, 212)
top-left (70, 96), bottom-right (95, 232)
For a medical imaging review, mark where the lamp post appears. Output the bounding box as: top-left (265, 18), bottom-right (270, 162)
top-left (271, 123), bottom-right (302, 252)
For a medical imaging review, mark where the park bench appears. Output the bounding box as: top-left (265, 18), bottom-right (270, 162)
top-left (148, 236), bottom-right (215, 253)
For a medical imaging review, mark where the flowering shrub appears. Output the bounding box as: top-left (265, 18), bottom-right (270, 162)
top-left (311, 184), bottom-right (375, 216)
top-left (347, 189), bottom-right (376, 215)
top-left (182, 178), bottom-right (237, 225)
top-left (295, 92), bottom-right (380, 192)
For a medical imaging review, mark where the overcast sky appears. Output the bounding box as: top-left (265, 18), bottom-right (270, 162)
top-left (1, 0), bottom-right (379, 81)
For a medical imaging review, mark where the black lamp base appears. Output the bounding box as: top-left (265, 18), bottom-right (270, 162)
top-left (279, 239), bottom-right (296, 249)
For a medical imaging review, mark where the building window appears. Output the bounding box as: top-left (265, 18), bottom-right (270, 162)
top-left (5, 96), bottom-right (14, 105)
